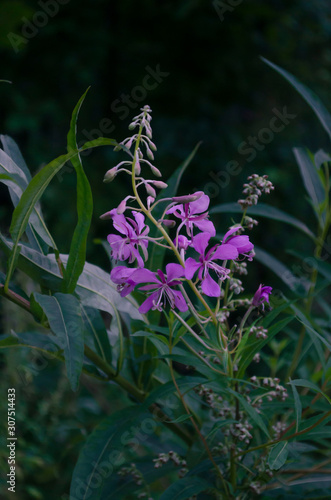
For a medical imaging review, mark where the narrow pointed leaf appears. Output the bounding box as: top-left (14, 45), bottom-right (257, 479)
top-left (268, 441), bottom-right (288, 470)
top-left (293, 147), bottom-right (325, 209)
top-left (262, 57), bottom-right (331, 140)
top-left (227, 388), bottom-right (270, 438)
top-left (289, 381), bottom-right (302, 432)
top-left (63, 89), bottom-right (93, 293)
top-left (211, 202), bottom-right (315, 240)
top-left (33, 292), bottom-right (84, 391)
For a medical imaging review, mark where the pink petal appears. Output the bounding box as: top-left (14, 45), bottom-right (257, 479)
top-left (223, 225), bottom-right (243, 243)
top-left (130, 268), bottom-right (160, 284)
top-left (201, 272), bottom-right (221, 297)
top-left (166, 263), bottom-right (185, 282)
top-left (185, 257), bottom-right (201, 280)
top-left (132, 211), bottom-right (146, 233)
top-left (194, 219), bottom-right (216, 236)
top-left (212, 243), bottom-right (239, 261)
top-left (172, 290), bottom-right (188, 312)
top-left (189, 193), bottom-right (210, 215)
top-left (192, 232), bottom-right (211, 255)
top-left (227, 235), bottom-right (254, 254)
top-left (139, 292), bottom-right (159, 313)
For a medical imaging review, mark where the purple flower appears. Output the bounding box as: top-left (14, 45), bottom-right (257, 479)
top-left (222, 226), bottom-right (254, 257)
top-left (185, 232), bottom-right (238, 297)
top-left (252, 284), bottom-right (272, 309)
top-left (127, 263), bottom-right (188, 313)
top-left (110, 266), bottom-right (138, 297)
top-left (107, 210), bottom-right (149, 267)
top-left (166, 192), bottom-right (215, 237)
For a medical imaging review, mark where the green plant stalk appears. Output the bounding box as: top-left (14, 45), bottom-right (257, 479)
top-left (287, 209), bottom-right (331, 379)
top-left (168, 319), bottom-right (229, 497)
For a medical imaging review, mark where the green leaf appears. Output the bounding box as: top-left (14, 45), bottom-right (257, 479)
top-left (132, 330), bottom-right (169, 355)
top-left (227, 388), bottom-right (270, 438)
top-left (70, 408), bottom-right (149, 500)
top-left (168, 414), bottom-right (193, 423)
top-left (262, 58), bottom-right (331, 140)
top-left (293, 147), bottom-right (325, 211)
top-left (33, 292), bottom-right (84, 391)
top-left (289, 381), bottom-right (302, 433)
top-left (82, 306), bottom-right (112, 365)
top-left (290, 379), bottom-right (331, 405)
top-left (254, 246), bottom-right (309, 295)
top-left (237, 316), bottom-right (294, 378)
top-left (0, 134), bottom-right (32, 183)
top-left (63, 89), bottom-right (93, 293)
top-left (0, 234), bottom-right (143, 321)
top-left (0, 143), bottom-right (55, 252)
top-left (159, 476), bottom-right (210, 500)
top-left (268, 441), bottom-right (288, 470)
top-left (210, 202), bottom-right (315, 240)
top-left (314, 149), bottom-right (331, 170)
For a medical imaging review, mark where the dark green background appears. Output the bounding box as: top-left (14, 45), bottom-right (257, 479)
top-left (0, 1), bottom-right (330, 498)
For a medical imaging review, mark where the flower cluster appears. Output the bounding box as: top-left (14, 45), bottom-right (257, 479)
top-left (153, 451), bottom-right (188, 478)
top-left (103, 106), bottom-right (271, 316)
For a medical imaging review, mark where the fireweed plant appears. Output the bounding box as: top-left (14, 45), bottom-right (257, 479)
top-left (0, 60), bottom-right (330, 500)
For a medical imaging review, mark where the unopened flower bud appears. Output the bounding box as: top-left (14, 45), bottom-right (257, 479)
top-left (117, 199), bottom-right (127, 214)
top-left (103, 167), bottom-right (118, 183)
top-left (153, 181), bottom-right (168, 189)
top-left (147, 196), bottom-right (155, 209)
top-left (159, 219), bottom-right (176, 228)
top-left (172, 192), bottom-right (202, 203)
top-left (150, 165), bottom-right (162, 177)
top-left (145, 183), bottom-right (156, 198)
top-left (134, 151), bottom-right (141, 175)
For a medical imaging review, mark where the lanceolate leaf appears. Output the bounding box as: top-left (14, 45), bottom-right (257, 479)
top-left (0, 234), bottom-right (143, 321)
top-left (63, 89), bottom-right (93, 293)
top-left (254, 246), bottom-right (309, 295)
top-left (268, 441), bottom-right (289, 470)
top-left (262, 57), bottom-right (331, 140)
top-left (293, 148), bottom-right (325, 212)
top-left (6, 137), bottom-right (119, 286)
top-left (33, 292), bottom-right (84, 391)
top-left (82, 306), bottom-right (112, 365)
top-left (290, 379), bottom-right (331, 405)
top-left (70, 408), bottom-right (149, 500)
top-left (289, 381), bottom-right (302, 432)
top-left (227, 388), bottom-right (270, 438)
top-left (210, 202), bottom-right (315, 240)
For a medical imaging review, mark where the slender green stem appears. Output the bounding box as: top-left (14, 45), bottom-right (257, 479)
top-left (235, 409), bottom-right (331, 459)
top-left (168, 320), bottom-right (229, 496)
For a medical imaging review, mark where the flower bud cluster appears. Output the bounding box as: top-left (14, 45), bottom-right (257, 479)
top-left (250, 376), bottom-right (288, 402)
top-left (153, 451), bottom-right (188, 478)
top-left (229, 420), bottom-right (253, 444)
top-left (243, 215), bottom-right (259, 230)
top-left (229, 278), bottom-right (244, 295)
top-left (103, 105), bottom-right (168, 206)
top-left (117, 463), bottom-right (144, 486)
top-left (272, 420), bottom-right (287, 440)
top-left (232, 261), bottom-right (248, 276)
top-left (216, 308), bottom-right (230, 324)
top-left (249, 325), bottom-right (269, 340)
top-left (238, 174), bottom-right (274, 209)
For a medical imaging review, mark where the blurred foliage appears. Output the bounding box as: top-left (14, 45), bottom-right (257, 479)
top-left (0, 0), bottom-right (331, 498)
